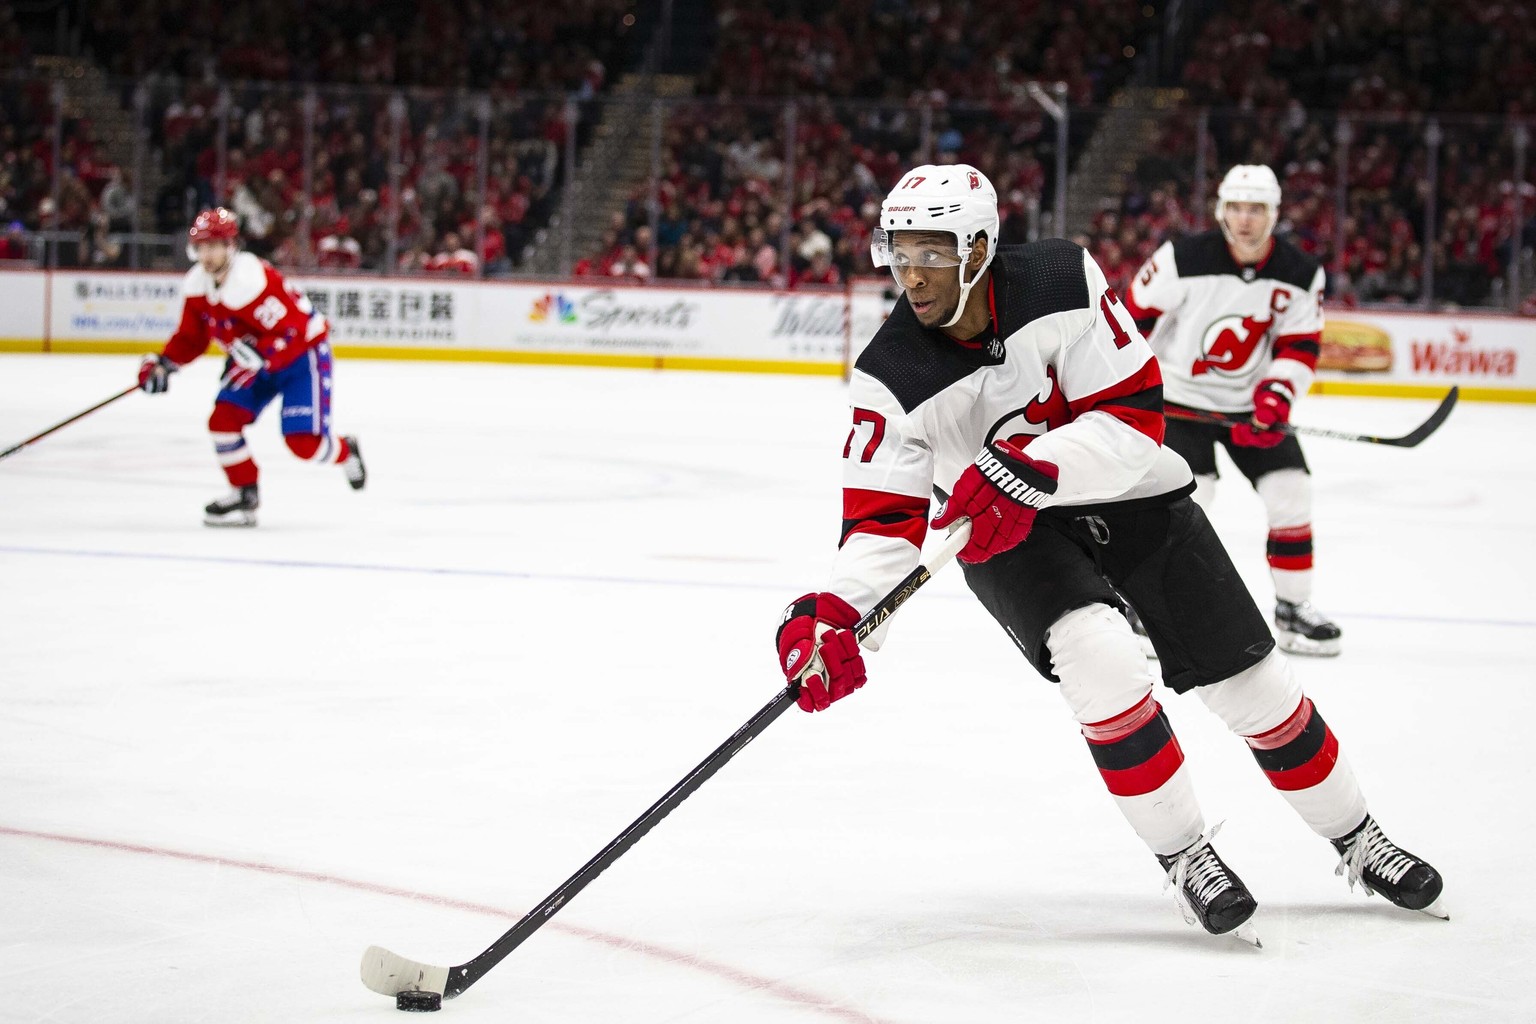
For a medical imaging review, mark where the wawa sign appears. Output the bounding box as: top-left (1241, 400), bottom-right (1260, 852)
top-left (1315, 310), bottom-right (1534, 393)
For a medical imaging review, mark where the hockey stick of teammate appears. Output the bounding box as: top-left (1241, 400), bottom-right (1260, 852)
top-left (0, 384), bottom-right (140, 464)
top-left (360, 518), bottom-right (974, 1006)
top-left (1164, 386), bottom-right (1458, 448)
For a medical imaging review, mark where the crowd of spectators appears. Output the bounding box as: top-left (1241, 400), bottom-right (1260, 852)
top-left (4, 0), bottom-right (1534, 308)
top-left (1078, 0), bottom-right (1536, 308)
top-left (81, 0), bottom-right (637, 94)
top-left (142, 79), bottom-right (571, 275)
top-left (1, 1), bottom-right (636, 272)
top-left (585, 0), bottom-right (1149, 285)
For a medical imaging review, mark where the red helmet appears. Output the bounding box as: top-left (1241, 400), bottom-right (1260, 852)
top-left (188, 207), bottom-right (239, 246)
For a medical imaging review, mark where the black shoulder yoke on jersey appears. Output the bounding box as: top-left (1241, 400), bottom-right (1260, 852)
top-left (855, 239), bottom-right (1090, 414)
top-left (1171, 229), bottom-right (1321, 291)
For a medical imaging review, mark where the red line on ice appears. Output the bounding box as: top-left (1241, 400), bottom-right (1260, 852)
top-left (1, 824), bottom-right (897, 1023)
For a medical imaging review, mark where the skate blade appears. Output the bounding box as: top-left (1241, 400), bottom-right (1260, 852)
top-left (1417, 895), bottom-right (1450, 920)
top-left (1277, 631), bottom-right (1341, 657)
top-left (203, 513), bottom-right (257, 528)
top-left (1230, 920), bottom-right (1263, 948)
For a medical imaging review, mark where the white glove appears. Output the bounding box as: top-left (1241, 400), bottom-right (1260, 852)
top-left (221, 339), bottom-right (267, 389)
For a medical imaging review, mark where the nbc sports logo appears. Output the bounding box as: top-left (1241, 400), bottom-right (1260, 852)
top-left (529, 293), bottom-right (578, 324)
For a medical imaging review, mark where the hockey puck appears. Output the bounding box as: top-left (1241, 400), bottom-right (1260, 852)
top-left (396, 990), bottom-right (442, 1012)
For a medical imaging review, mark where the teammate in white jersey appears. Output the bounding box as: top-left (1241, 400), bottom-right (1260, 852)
top-left (1125, 165), bottom-right (1339, 655)
top-left (774, 164), bottom-right (1443, 942)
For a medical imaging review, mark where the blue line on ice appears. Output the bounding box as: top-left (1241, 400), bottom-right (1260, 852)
top-left (2, 544), bottom-right (1533, 630)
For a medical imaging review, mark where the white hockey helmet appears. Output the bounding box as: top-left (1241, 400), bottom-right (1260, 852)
top-left (1215, 164), bottom-right (1281, 245)
top-left (871, 163), bottom-right (999, 328)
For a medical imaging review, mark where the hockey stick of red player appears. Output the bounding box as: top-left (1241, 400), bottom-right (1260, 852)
top-left (0, 384), bottom-right (140, 463)
top-left (1164, 386), bottom-right (1458, 448)
top-left (360, 519), bottom-right (974, 1007)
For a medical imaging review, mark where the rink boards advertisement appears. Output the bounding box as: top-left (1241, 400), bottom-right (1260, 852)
top-left (1310, 310), bottom-right (1536, 401)
top-left (1, 268), bottom-right (1533, 398)
top-left (0, 270), bottom-right (850, 374)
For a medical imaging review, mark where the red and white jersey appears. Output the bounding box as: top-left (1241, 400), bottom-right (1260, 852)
top-left (1124, 231), bottom-right (1324, 413)
top-left (162, 251), bottom-right (328, 370)
top-left (829, 240), bottom-right (1191, 620)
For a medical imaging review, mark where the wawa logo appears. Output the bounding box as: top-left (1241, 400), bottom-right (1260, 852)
top-left (1409, 326), bottom-right (1518, 377)
top-left (529, 293), bottom-right (578, 324)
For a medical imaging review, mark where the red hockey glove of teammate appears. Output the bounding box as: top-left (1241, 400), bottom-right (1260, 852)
top-left (220, 339), bottom-right (268, 390)
top-left (776, 592), bottom-right (867, 712)
top-left (137, 354), bottom-right (175, 395)
top-left (1231, 379), bottom-right (1295, 448)
top-left (932, 439), bottom-right (1059, 564)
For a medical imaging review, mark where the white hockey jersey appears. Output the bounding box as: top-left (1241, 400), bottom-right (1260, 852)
top-left (828, 239), bottom-right (1192, 618)
top-left (1124, 231), bottom-right (1324, 414)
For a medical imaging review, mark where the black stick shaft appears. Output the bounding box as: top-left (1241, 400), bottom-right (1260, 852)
top-left (1165, 386), bottom-right (1457, 448)
top-left (0, 385), bottom-right (140, 463)
top-left (442, 523), bottom-right (971, 997)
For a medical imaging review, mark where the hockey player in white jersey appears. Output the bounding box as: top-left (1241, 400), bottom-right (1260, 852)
top-left (774, 164), bottom-right (1443, 943)
top-left (1125, 165), bottom-right (1339, 655)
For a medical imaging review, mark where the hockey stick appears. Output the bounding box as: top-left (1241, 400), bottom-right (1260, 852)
top-left (360, 519), bottom-right (973, 1004)
top-left (0, 384), bottom-right (140, 463)
top-left (1164, 386), bottom-right (1458, 448)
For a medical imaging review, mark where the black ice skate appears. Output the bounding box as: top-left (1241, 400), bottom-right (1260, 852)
top-left (204, 484), bottom-right (258, 527)
top-left (1158, 827), bottom-right (1260, 946)
top-left (342, 435), bottom-right (367, 490)
top-left (1275, 599), bottom-right (1342, 657)
top-left (1332, 815), bottom-right (1447, 919)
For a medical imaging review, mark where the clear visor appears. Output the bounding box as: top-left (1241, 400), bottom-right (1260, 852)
top-left (870, 228), bottom-right (969, 272)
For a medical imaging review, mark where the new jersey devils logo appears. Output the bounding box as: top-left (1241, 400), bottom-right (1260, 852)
top-left (1192, 313), bottom-right (1273, 376)
top-left (989, 365), bottom-right (1070, 447)
top-left (968, 171), bottom-right (980, 190)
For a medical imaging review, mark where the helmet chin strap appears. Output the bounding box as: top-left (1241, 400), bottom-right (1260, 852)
top-left (940, 260), bottom-right (989, 328)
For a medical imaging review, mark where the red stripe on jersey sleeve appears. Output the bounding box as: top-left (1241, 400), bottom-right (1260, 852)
top-left (841, 488), bottom-right (928, 549)
top-left (1066, 354), bottom-right (1166, 445)
top-left (1273, 332), bottom-right (1321, 370)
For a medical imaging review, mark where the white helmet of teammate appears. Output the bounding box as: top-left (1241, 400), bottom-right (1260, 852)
top-left (1215, 164), bottom-right (1281, 246)
top-left (870, 164), bottom-right (999, 329)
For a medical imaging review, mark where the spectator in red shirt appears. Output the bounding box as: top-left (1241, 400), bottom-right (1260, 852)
top-left (425, 232), bottom-right (480, 275)
top-left (0, 221), bottom-right (29, 260)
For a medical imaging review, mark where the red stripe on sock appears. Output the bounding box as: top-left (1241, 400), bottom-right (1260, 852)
top-left (1082, 694), bottom-right (1158, 743)
top-left (225, 459), bottom-right (257, 487)
top-left (1247, 698), bottom-right (1312, 750)
top-left (1263, 727), bottom-right (1339, 791)
top-left (1099, 735), bottom-right (1185, 797)
top-left (1268, 553), bottom-right (1314, 570)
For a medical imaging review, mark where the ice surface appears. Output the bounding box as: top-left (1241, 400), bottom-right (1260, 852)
top-left (2, 353), bottom-right (1532, 1022)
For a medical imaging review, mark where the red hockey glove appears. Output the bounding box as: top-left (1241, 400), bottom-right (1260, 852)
top-left (932, 439), bottom-right (1059, 564)
top-left (1231, 379), bottom-right (1294, 448)
top-left (220, 339), bottom-right (268, 390)
top-left (776, 592), bottom-right (867, 712)
top-left (137, 353), bottom-right (174, 394)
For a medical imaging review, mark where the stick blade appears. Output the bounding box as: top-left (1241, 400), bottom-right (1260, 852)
top-left (360, 945), bottom-right (451, 997)
top-left (1393, 385), bottom-right (1458, 447)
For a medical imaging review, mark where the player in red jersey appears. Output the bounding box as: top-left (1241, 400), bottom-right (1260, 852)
top-left (136, 208), bottom-right (366, 526)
